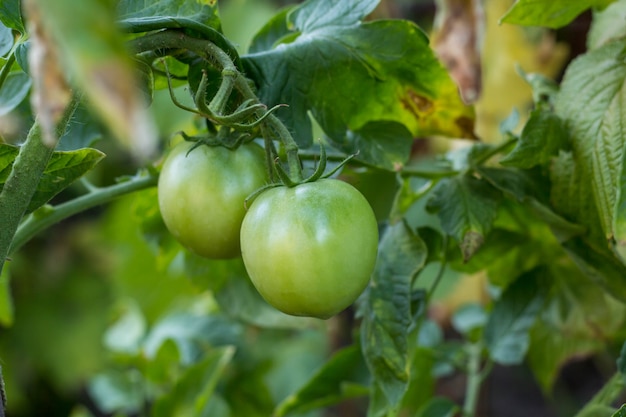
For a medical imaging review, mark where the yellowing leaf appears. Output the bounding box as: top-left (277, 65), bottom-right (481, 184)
top-left (245, 0), bottom-right (476, 162)
top-left (501, 0), bottom-right (614, 29)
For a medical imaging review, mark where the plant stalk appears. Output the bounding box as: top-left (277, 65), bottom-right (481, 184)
top-left (10, 173), bottom-right (158, 255)
top-left (208, 68), bottom-right (237, 115)
top-left (463, 341), bottom-right (484, 417)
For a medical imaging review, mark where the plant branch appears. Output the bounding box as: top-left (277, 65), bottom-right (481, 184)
top-left (0, 96), bottom-right (80, 276)
top-left (400, 166), bottom-right (459, 179)
top-left (128, 30), bottom-right (303, 183)
top-left (10, 172), bottom-right (158, 255)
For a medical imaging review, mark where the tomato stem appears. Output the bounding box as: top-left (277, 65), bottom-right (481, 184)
top-left (208, 67), bottom-right (237, 115)
top-left (128, 30), bottom-right (305, 184)
top-left (10, 172), bottom-right (158, 255)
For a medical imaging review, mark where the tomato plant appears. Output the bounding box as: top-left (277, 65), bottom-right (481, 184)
top-left (240, 179), bottom-right (379, 319)
top-left (1, 0), bottom-right (626, 416)
top-left (158, 140), bottom-right (266, 259)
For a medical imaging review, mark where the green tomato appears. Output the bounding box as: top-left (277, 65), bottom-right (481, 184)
top-left (158, 141), bottom-right (267, 259)
top-left (240, 179), bottom-right (379, 319)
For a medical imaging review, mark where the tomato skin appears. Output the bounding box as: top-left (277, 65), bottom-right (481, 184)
top-left (240, 179), bottom-right (379, 319)
top-left (158, 141), bottom-right (266, 259)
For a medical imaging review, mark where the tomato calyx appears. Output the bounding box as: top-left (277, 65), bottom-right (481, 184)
top-left (176, 125), bottom-right (259, 155)
top-left (276, 142), bottom-right (357, 186)
top-left (162, 59), bottom-right (285, 132)
top-left (244, 143), bottom-right (357, 209)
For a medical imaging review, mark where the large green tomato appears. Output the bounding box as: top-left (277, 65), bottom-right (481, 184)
top-left (240, 179), bottom-right (379, 319)
top-left (158, 141), bottom-right (266, 259)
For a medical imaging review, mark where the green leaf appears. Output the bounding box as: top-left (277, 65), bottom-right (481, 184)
top-left (400, 346), bottom-right (437, 413)
top-left (389, 176), bottom-right (431, 223)
top-left (415, 397), bottom-right (459, 417)
top-left (451, 304), bottom-right (487, 339)
top-left (360, 222), bottom-right (427, 410)
top-left (499, 108), bottom-right (520, 134)
top-left (477, 167), bottom-right (547, 204)
top-left (151, 346), bottom-right (235, 417)
top-left (0, 22), bottom-right (12, 57)
top-left (555, 40), bottom-right (626, 251)
top-left (588, 0), bottom-right (626, 50)
top-left (545, 261), bottom-right (626, 341)
top-left (0, 144), bottom-right (105, 213)
top-left (339, 121), bottom-right (413, 170)
top-left (0, 0), bottom-right (24, 34)
top-left (616, 130), bottom-right (626, 264)
top-left (116, 0), bottom-right (240, 70)
top-left (221, 362), bottom-right (274, 417)
top-left (244, 0), bottom-right (475, 156)
top-left (528, 320), bottom-right (602, 392)
top-left (143, 313), bottom-right (242, 365)
top-left (550, 152), bottom-right (604, 240)
top-left (562, 237), bottom-right (626, 301)
top-left (577, 404), bottom-right (620, 417)
top-left (275, 345), bottom-right (369, 416)
top-left (117, 0), bottom-right (222, 32)
top-left (288, 0), bottom-right (379, 31)
top-left (88, 370), bottom-right (145, 415)
top-left (30, 0), bottom-right (156, 157)
top-left (0, 71), bottom-right (31, 116)
top-left (427, 175), bottom-right (502, 262)
top-left (14, 40), bottom-right (29, 73)
top-left (578, 374), bottom-right (626, 417)
top-left (103, 301), bottom-right (146, 355)
top-left (500, 0), bottom-right (614, 29)
top-left (484, 268), bottom-right (547, 365)
top-left (500, 108), bottom-right (568, 168)
top-left (200, 395), bottom-right (231, 417)
top-left (477, 166), bottom-right (586, 242)
top-left (248, 6), bottom-right (293, 54)
top-left (30, 148), bottom-right (106, 212)
top-left (0, 267), bottom-right (13, 326)
top-left (519, 69), bottom-right (560, 106)
top-left (527, 261), bottom-right (625, 392)
top-left (57, 104), bottom-right (105, 151)
top-left (480, 200), bottom-right (568, 287)
top-left (449, 229), bottom-right (527, 274)
top-left (145, 338), bottom-right (181, 385)
top-left (614, 404), bottom-right (626, 417)
top-left (341, 166), bottom-right (399, 222)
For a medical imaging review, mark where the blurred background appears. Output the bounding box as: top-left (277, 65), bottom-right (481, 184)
top-left (0, 1), bottom-right (608, 416)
